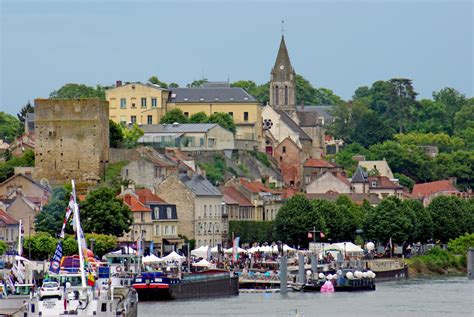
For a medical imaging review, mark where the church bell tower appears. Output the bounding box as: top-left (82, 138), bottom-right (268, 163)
top-left (269, 35), bottom-right (296, 115)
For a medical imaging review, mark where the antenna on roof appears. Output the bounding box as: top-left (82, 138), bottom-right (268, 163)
top-left (281, 20), bottom-right (285, 37)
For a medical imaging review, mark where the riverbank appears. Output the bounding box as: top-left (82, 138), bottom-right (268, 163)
top-left (405, 247), bottom-right (467, 277)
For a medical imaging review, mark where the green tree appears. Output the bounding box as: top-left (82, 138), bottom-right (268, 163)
top-left (23, 232), bottom-right (57, 260)
top-left (366, 197), bottom-right (413, 244)
top-left (394, 173), bottom-right (415, 191)
top-left (169, 82), bottom-right (179, 88)
top-left (428, 196), bottom-right (472, 243)
top-left (274, 194), bottom-right (326, 245)
top-left (160, 108), bottom-right (188, 124)
top-left (402, 199), bottom-right (433, 243)
top-left (0, 240), bottom-right (7, 255)
top-left (109, 120), bottom-right (124, 148)
top-left (454, 104), bottom-right (474, 148)
top-left (447, 233), bottom-right (474, 255)
top-left (0, 112), bottom-right (22, 143)
top-left (35, 187), bottom-right (70, 236)
top-left (85, 233), bottom-right (117, 257)
top-left (80, 187), bottom-right (133, 237)
top-left (187, 78), bottom-right (208, 88)
top-left (387, 78), bottom-right (418, 133)
top-left (62, 235), bottom-right (78, 256)
top-left (0, 150), bottom-right (36, 182)
top-left (208, 112), bottom-right (236, 133)
top-left (121, 123), bottom-right (143, 149)
top-left (16, 101), bottom-right (34, 126)
top-left (148, 76), bottom-right (168, 89)
top-left (433, 87), bottom-right (466, 130)
top-left (49, 83), bottom-right (105, 99)
top-left (188, 111), bottom-right (209, 123)
top-left (410, 99), bottom-right (450, 133)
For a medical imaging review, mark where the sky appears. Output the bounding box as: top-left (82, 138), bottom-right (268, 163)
top-left (1, 0), bottom-right (472, 115)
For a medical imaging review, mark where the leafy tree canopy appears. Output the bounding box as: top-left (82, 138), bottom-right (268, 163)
top-left (17, 101), bottom-right (34, 126)
top-left (208, 112), bottom-right (236, 133)
top-left (160, 108), bottom-right (188, 124)
top-left (35, 187), bottom-right (70, 236)
top-left (187, 78), bottom-right (208, 88)
top-left (188, 111), bottom-right (209, 123)
top-left (0, 150), bottom-right (35, 182)
top-left (121, 123), bottom-right (144, 149)
top-left (49, 83), bottom-right (106, 100)
top-left (109, 120), bottom-right (124, 148)
top-left (148, 76), bottom-right (168, 89)
top-left (80, 186), bottom-right (133, 237)
top-left (0, 112), bottom-right (22, 143)
top-left (0, 240), bottom-right (6, 255)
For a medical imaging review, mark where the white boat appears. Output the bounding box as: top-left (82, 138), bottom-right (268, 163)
top-left (22, 180), bottom-right (138, 317)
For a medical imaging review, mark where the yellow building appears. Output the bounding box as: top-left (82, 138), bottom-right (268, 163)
top-left (167, 83), bottom-right (262, 145)
top-left (105, 81), bottom-right (170, 125)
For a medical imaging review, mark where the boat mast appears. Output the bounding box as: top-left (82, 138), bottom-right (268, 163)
top-left (17, 219), bottom-right (23, 256)
top-left (71, 180), bottom-right (87, 292)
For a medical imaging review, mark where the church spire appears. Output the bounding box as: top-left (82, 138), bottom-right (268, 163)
top-left (269, 34), bottom-right (296, 114)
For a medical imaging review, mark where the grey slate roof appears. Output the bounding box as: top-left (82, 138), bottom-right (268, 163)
top-left (296, 106), bottom-right (334, 127)
top-left (169, 87), bottom-right (257, 103)
top-left (275, 109), bottom-right (312, 141)
top-left (140, 123), bottom-right (218, 134)
top-left (351, 166), bottom-right (368, 183)
top-left (179, 174), bottom-right (222, 196)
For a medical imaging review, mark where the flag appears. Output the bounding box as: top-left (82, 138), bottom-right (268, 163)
top-left (307, 232), bottom-right (313, 239)
top-left (60, 196), bottom-right (74, 238)
top-left (320, 232), bottom-right (325, 239)
top-left (49, 240), bottom-right (63, 274)
top-left (232, 237), bottom-right (240, 263)
top-left (87, 271), bottom-right (95, 287)
top-left (150, 240), bottom-right (154, 255)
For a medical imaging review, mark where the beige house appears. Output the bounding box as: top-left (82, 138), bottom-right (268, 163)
top-left (351, 166), bottom-right (403, 200)
top-left (0, 173), bottom-right (51, 200)
top-left (306, 172), bottom-right (352, 194)
top-left (0, 209), bottom-right (19, 248)
top-left (167, 84), bottom-right (262, 145)
top-left (138, 123), bottom-right (235, 151)
top-left (106, 82), bottom-right (170, 125)
top-left (358, 160), bottom-right (394, 179)
top-left (156, 174), bottom-right (225, 248)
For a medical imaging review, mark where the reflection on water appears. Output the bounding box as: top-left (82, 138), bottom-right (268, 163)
top-left (139, 276), bottom-right (474, 317)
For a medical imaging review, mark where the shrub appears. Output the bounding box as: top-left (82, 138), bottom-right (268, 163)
top-left (448, 233), bottom-right (474, 255)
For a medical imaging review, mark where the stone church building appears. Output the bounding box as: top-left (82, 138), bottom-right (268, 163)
top-left (263, 35), bottom-right (334, 189)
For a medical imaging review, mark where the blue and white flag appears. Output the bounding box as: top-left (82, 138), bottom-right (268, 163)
top-left (150, 240), bottom-right (154, 255)
top-left (49, 240), bottom-right (63, 274)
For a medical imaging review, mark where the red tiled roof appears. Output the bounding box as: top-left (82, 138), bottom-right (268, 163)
top-left (123, 194), bottom-right (151, 212)
top-left (222, 186), bottom-right (253, 207)
top-left (368, 176), bottom-right (402, 189)
top-left (0, 209), bottom-right (18, 225)
top-left (412, 180), bottom-right (458, 197)
top-left (304, 158), bottom-right (335, 168)
top-left (281, 187), bottom-right (298, 199)
top-left (239, 179), bottom-right (277, 194)
top-left (135, 188), bottom-right (167, 204)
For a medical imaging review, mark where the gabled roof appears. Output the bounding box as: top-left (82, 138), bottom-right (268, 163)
top-left (141, 123), bottom-right (219, 134)
top-left (135, 188), bottom-right (167, 204)
top-left (107, 82), bottom-right (168, 91)
top-left (123, 194), bottom-right (151, 212)
top-left (179, 174), bottom-right (221, 196)
top-left (351, 166), bottom-right (368, 183)
top-left (304, 158), bottom-right (335, 168)
top-left (368, 176), bottom-right (402, 189)
top-left (412, 180), bottom-right (459, 197)
top-left (239, 179), bottom-right (278, 194)
top-left (358, 160), bottom-right (394, 179)
top-left (275, 109), bottom-right (312, 141)
top-left (296, 106), bottom-right (333, 125)
top-left (0, 173), bottom-right (51, 195)
top-left (169, 87), bottom-right (257, 103)
top-left (0, 209), bottom-right (19, 225)
top-left (271, 36), bottom-right (295, 80)
top-left (222, 186), bottom-right (253, 207)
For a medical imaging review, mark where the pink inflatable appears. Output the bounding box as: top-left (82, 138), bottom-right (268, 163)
top-left (320, 280), bottom-right (335, 293)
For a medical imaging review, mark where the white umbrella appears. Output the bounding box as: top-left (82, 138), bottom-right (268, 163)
top-left (210, 246), bottom-right (219, 254)
top-left (259, 246), bottom-right (273, 254)
top-left (191, 245), bottom-right (209, 258)
top-left (192, 259), bottom-right (211, 267)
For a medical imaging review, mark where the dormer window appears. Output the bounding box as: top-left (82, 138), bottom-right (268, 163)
top-left (371, 180), bottom-right (378, 187)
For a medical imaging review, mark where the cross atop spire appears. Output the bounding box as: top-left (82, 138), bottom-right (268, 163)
top-left (281, 20), bottom-right (285, 36)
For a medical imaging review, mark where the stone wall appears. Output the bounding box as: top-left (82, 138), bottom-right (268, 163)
top-left (155, 175), bottom-right (196, 240)
top-left (34, 99), bottom-right (109, 185)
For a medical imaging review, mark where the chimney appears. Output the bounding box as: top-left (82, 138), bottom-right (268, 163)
top-left (124, 194), bottom-right (132, 206)
top-left (116, 80), bottom-right (122, 87)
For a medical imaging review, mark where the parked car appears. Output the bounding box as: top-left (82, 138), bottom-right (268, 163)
top-left (38, 281), bottom-right (61, 299)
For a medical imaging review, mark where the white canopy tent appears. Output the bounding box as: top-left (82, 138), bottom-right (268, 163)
top-left (248, 246), bottom-right (273, 254)
top-left (271, 244), bottom-right (296, 254)
top-left (191, 246), bottom-right (209, 259)
top-left (192, 259), bottom-right (211, 267)
top-left (162, 251), bottom-right (186, 264)
top-left (110, 246), bottom-right (136, 255)
top-left (224, 247), bottom-right (247, 254)
top-left (327, 242), bottom-right (364, 256)
top-left (143, 254), bottom-right (164, 264)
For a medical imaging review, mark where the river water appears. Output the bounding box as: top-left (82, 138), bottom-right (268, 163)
top-left (138, 276), bottom-right (473, 317)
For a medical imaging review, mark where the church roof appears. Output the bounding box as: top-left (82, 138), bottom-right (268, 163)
top-left (296, 106), bottom-right (334, 126)
top-left (169, 87), bottom-right (257, 103)
top-left (351, 166), bottom-right (368, 183)
top-left (275, 109), bottom-right (312, 141)
top-left (271, 36), bottom-right (295, 80)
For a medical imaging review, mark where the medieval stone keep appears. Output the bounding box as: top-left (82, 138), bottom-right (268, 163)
top-left (34, 99), bottom-right (109, 185)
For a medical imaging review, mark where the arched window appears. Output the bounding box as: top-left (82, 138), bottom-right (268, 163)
top-left (284, 86), bottom-right (288, 105)
top-left (274, 86), bottom-right (279, 105)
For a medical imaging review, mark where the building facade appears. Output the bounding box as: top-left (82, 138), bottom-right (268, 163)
top-left (34, 99), bottom-right (109, 185)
